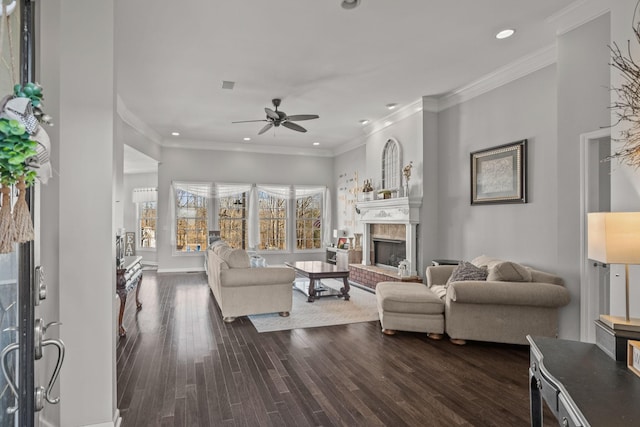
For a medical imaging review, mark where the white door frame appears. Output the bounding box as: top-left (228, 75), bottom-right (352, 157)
top-left (579, 127), bottom-right (611, 342)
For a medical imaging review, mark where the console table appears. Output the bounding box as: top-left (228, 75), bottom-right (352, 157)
top-left (116, 256), bottom-right (143, 337)
top-left (527, 335), bottom-right (640, 426)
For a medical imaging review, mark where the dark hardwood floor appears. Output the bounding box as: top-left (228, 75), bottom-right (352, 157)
top-left (117, 271), bottom-right (553, 426)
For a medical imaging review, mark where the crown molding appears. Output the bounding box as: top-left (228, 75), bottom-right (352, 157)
top-left (360, 98), bottom-right (423, 136)
top-left (332, 136), bottom-right (366, 157)
top-left (438, 44), bottom-right (557, 111)
top-left (116, 96), bottom-right (163, 145)
top-left (162, 138), bottom-right (335, 158)
top-left (546, 0), bottom-right (610, 36)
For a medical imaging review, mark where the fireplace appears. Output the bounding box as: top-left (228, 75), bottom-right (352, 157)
top-left (373, 238), bottom-right (406, 268)
top-left (355, 197), bottom-right (421, 276)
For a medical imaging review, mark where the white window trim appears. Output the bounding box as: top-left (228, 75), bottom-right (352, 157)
top-left (171, 181), bottom-right (211, 256)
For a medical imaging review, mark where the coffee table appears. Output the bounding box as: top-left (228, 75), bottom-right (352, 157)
top-left (285, 261), bottom-right (350, 303)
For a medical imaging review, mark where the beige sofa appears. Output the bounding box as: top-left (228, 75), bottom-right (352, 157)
top-left (206, 243), bottom-right (295, 322)
top-left (376, 255), bottom-right (571, 345)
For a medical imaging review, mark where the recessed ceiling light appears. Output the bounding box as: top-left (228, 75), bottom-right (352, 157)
top-left (359, 119), bottom-right (369, 125)
top-left (386, 103), bottom-right (398, 110)
top-left (313, 142), bottom-right (320, 146)
top-left (243, 137), bottom-right (251, 141)
top-left (171, 131), bottom-right (180, 136)
top-left (496, 29), bottom-right (515, 39)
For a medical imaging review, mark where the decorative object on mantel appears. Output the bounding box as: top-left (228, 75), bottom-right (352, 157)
top-left (360, 178), bottom-right (374, 201)
top-left (403, 161), bottom-right (413, 197)
top-left (470, 140), bottom-right (527, 205)
top-left (377, 189), bottom-right (392, 199)
top-left (608, 1), bottom-right (640, 167)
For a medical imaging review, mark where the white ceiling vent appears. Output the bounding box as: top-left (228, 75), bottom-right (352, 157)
top-left (221, 81), bottom-right (235, 90)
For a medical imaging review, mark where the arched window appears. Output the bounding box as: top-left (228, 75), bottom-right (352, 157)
top-left (382, 138), bottom-right (401, 190)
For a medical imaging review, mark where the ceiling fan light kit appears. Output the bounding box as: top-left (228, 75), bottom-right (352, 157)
top-left (232, 98), bottom-right (319, 135)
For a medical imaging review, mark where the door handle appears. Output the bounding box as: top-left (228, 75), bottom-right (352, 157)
top-left (41, 337), bottom-right (65, 405)
top-left (34, 318), bottom-right (61, 360)
top-left (1, 342), bottom-right (19, 414)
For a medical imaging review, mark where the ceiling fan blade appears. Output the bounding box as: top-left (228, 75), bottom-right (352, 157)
top-left (282, 121), bottom-right (307, 133)
top-left (286, 114), bottom-right (319, 121)
top-left (258, 123), bottom-right (274, 135)
top-left (232, 119), bottom-right (268, 123)
top-left (265, 107), bottom-right (279, 120)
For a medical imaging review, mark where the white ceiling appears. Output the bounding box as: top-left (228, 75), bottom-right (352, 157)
top-left (116, 0), bottom-right (577, 157)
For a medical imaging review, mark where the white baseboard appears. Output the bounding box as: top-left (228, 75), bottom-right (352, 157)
top-left (157, 267), bottom-right (205, 274)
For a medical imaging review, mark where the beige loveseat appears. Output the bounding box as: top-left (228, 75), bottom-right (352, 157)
top-left (206, 243), bottom-right (295, 322)
top-left (376, 255), bottom-right (571, 345)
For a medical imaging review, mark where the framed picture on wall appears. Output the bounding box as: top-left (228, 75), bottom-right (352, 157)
top-left (470, 140), bottom-right (527, 205)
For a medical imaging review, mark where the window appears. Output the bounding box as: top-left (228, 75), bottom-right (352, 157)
top-left (137, 201), bottom-right (157, 249)
top-left (295, 190), bottom-right (322, 250)
top-left (174, 183), bottom-right (209, 252)
top-left (132, 187), bottom-right (158, 250)
top-left (218, 190), bottom-right (248, 249)
top-left (258, 189), bottom-right (287, 251)
top-left (382, 138), bottom-right (401, 190)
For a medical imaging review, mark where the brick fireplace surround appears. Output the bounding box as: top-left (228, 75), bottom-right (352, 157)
top-left (349, 264), bottom-right (422, 291)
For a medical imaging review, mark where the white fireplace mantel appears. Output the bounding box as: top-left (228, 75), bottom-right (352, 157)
top-left (356, 197), bottom-right (421, 224)
top-left (356, 197), bottom-right (422, 276)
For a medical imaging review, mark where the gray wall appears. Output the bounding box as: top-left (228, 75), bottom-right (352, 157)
top-left (40, 0), bottom-right (120, 425)
top-left (437, 65), bottom-right (559, 269)
top-left (434, 9), bottom-right (610, 341)
top-left (556, 13), bottom-right (611, 339)
top-left (157, 148), bottom-right (334, 271)
top-left (333, 144), bottom-right (366, 236)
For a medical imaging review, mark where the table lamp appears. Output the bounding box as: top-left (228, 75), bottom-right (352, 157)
top-left (587, 212), bottom-right (640, 328)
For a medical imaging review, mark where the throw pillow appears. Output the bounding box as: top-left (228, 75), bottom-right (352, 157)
top-left (470, 254), bottom-right (503, 270)
top-left (447, 261), bottom-right (488, 284)
top-left (430, 284), bottom-right (448, 300)
top-left (487, 261), bottom-right (532, 282)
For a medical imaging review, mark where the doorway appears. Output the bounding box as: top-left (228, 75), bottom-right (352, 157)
top-left (579, 128), bottom-right (611, 343)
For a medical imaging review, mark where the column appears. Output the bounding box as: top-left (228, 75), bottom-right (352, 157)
top-left (406, 223), bottom-right (418, 276)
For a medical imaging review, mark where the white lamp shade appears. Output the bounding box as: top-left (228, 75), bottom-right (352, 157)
top-left (588, 212), bottom-right (640, 264)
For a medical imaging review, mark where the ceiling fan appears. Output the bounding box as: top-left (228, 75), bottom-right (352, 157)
top-left (232, 98), bottom-right (319, 135)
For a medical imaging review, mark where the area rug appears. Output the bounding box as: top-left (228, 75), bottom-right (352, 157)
top-left (248, 279), bottom-right (379, 333)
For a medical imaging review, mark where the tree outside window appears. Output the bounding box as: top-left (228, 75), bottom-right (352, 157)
top-left (218, 192), bottom-right (248, 249)
top-left (137, 201), bottom-right (156, 249)
top-left (258, 191), bottom-right (287, 250)
top-left (175, 187), bottom-right (208, 252)
top-left (295, 193), bottom-right (322, 249)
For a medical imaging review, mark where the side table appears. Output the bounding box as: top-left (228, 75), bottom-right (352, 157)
top-left (116, 256), bottom-right (143, 337)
